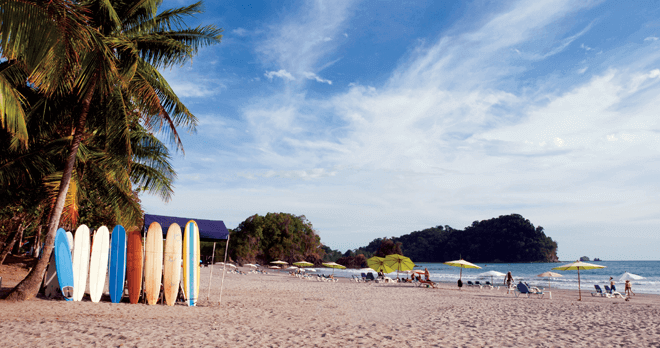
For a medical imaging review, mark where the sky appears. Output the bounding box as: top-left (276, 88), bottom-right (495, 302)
top-left (143, 0), bottom-right (660, 260)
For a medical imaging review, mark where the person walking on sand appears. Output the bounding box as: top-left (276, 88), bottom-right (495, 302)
top-left (625, 280), bottom-right (634, 297)
top-left (504, 272), bottom-right (514, 293)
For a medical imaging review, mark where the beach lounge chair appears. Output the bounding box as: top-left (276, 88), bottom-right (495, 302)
top-left (361, 273), bottom-right (368, 282)
top-left (604, 285), bottom-right (624, 298)
top-left (366, 273), bottom-right (376, 282)
top-left (467, 281), bottom-right (475, 287)
top-left (514, 282), bottom-right (550, 299)
top-left (485, 281), bottom-right (499, 290)
top-left (591, 285), bottom-right (610, 297)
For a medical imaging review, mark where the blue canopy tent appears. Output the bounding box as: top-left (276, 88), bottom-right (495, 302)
top-left (142, 213), bottom-right (231, 303)
top-left (142, 214), bottom-right (229, 241)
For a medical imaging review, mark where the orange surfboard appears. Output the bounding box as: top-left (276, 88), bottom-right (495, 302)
top-left (144, 222), bottom-right (163, 305)
top-left (126, 227), bottom-right (143, 304)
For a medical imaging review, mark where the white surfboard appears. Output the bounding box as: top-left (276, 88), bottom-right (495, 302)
top-left (43, 251), bottom-right (60, 299)
top-left (72, 225), bottom-right (90, 301)
top-left (89, 226), bottom-right (110, 303)
top-left (66, 231), bottom-right (74, 260)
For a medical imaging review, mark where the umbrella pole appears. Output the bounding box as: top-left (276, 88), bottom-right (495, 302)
top-left (578, 267), bottom-right (581, 301)
top-left (206, 242), bottom-right (216, 301)
top-left (218, 235), bottom-right (230, 305)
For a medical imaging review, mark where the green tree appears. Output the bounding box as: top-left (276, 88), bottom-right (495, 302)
top-left (2, 0), bottom-right (222, 301)
top-left (229, 213), bottom-right (324, 265)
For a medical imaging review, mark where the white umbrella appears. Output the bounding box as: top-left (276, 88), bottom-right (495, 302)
top-left (477, 270), bottom-right (506, 285)
top-left (618, 272), bottom-right (644, 282)
top-left (537, 271), bottom-right (563, 289)
top-left (287, 266), bottom-right (299, 270)
top-left (244, 264), bottom-right (257, 268)
top-left (306, 268), bottom-right (316, 272)
top-left (226, 264), bottom-right (236, 268)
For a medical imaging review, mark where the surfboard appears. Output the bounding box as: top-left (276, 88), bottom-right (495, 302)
top-left (66, 231), bottom-right (74, 259)
top-left (144, 222), bottom-right (164, 305)
top-left (89, 226), bottom-right (110, 303)
top-left (182, 220), bottom-right (200, 306)
top-left (54, 228), bottom-right (74, 301)
top-left (72, 225), bottom-right (90, 301)
top-left (43, 251), bottom-right (59, 299)
top-left (163, 223), bottom-right (182, 306)
top-left (108, 225), bottom-right (126, 303)
top-left (126, 227), bottom-right (143, 304)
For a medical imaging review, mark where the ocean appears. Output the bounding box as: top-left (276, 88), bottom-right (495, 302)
top-left (312, 261), bottom-right (660, 294)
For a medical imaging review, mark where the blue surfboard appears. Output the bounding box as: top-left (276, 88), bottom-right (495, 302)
top-left (54, 228), bottom-right (74, 301)
top-left (108, 225), bottom-right (127, 303)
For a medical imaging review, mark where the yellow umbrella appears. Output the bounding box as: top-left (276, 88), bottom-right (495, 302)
top-left (384, 254), bottom-right (414, 279)
top-left (552, 261), bottom-right (606, 301)
top-left (322, 262), bottom-right (346, 276)
top-left (367, 256), bottom-right (394, 274)
top-left (444, 259), bottom-right (482, 285)
top-left (293, 261), bottom-right (314, 267)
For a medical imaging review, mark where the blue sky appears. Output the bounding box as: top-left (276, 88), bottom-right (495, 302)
top-left (144, 0), bottom-right (660, 260)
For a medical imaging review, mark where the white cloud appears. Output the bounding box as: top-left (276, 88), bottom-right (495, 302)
top-left (265, 69), bottom-right (295, 81)
top-left (644, 36), bottom-right (658, 42)
top-left (255, 1), bottom-right (353, 86)
top-left (303, 72), bottom-right (332, 84)
top-left (577, 66), bottom-right (588, 74)
top-left (232, 27), bottom-right (248, 36)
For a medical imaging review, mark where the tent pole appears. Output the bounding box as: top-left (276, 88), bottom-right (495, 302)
top-left (218, 235), bottom-right (230, 305)
top-left (206, 242), bottom-right (216, 301)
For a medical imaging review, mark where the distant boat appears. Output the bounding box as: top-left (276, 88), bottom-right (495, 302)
top-left (594, 258), bottom-right (602, 261)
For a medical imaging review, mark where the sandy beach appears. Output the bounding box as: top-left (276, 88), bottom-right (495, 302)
top-left (1, 264), bottom-right (659, 347)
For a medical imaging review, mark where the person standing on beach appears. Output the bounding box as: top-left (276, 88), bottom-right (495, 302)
top-left (504, 272), bottom-right (514, 293)
top-left (424, 268), bottom-right (430, 281)
top-left (610, 277), bottom-right (615, 289)
top-left (625, 280), bottom-right (634, 297)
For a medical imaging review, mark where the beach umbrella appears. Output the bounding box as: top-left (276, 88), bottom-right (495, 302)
top-left (384, 254), bottom-right (414, 279)
top-left (306, 268), bottom-right (316, 272)
top-left (270, 260), bottom-right (288, 265)
top-left (293, 261), bottom-right (314, 267)
top-left (268, 265), bottom-right (281, 269)
top-left (226, 263), bottom-right (236, 268)
top-left (478, 270), bottom-right (506, 284)
top-left (553, 261), bottom-right (606, 301)
top-left (244, 264), bottom-right (257, 268)
top-left (537, 271), bottom-right (563, 289)
top-left (367, 256), bottom-right (394, 274)
top-left (618, 272), bottom-right (644, 282)
top-left (287, 266), bottom-right (299, 270)
top-left (322, 262), bottom-right (346, 276)
top-left (444, 259), bottom-right (482, 281)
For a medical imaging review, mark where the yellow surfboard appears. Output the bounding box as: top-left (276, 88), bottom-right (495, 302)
top-left (182, 220), bottom-right (200, 306)
top-left (144, 222), bottom-right (164, 305)
top-left (163, 223), bottom-right (182, 306)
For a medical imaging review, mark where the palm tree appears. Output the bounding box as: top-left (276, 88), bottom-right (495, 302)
top-left (2, 0), bottom-right (222, 301)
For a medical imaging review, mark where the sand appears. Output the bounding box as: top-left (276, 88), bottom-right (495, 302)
top-left (1, 264), bottom-right (659, 347)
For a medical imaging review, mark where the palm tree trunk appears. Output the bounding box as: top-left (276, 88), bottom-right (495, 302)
top-left (4, 78), bottom-right (97, 301)
top-left (0, 224), bottom-right (24, 264)
top-left (33, 225), bottom-right (41, 258)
